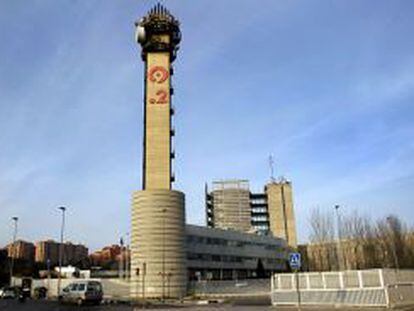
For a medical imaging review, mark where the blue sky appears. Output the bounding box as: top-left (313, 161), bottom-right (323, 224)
top-left (0, 1), bottom-right (413, 251)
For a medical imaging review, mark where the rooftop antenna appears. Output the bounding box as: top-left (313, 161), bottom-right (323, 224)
top-left (268, 154), bottom-right (276, 183)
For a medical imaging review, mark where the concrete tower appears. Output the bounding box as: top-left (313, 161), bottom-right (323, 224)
top-left (131, 4), bottom-right (186, 299)
top-left (266, 180), bottom-right (297, 248)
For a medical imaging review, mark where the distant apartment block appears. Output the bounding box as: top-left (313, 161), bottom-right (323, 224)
top-left (89, 244), bottom-right (122, 267)
top-left (35, 240), bottom-right (88, 266)
top-left (206, 179), bottom-right (297, 248)
top-left (6, 240), bottom-right (35, 263)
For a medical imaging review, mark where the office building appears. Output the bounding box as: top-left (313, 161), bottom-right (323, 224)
top-left (206, 179), bottom-right (297, 247)
top-left (186, 225), bottom-right (287, 280)
top-left (205, 180), bottom-right (252, 233)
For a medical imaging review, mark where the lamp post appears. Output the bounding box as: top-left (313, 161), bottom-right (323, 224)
top-left (334, 205), bottom-right (344, 271)
top-left (9, 216), bottom-right (18, 286)
top-left (125, 232), bottom-right (130, 279)
top-left (57, 206), bottom-right (66, 296)
top-left (386, 216), bottom-right (400, 271)
top-left (119, 236), bottom-right (124, 279)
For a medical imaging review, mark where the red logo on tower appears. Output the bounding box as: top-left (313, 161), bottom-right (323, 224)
top-left (148, 65), bottom-right (169, 105)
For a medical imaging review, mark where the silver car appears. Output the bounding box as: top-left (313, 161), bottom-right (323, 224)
top-left (59, 281), bottom-right (103, 305)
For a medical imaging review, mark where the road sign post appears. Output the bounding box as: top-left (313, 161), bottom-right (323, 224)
top-left (289, 253), bottom-right (302, 310)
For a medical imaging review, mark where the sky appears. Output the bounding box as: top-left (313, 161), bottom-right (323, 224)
top-left (0, 0), bottom-right (413, 251)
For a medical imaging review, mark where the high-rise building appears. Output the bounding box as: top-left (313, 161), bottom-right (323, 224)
top-left (34, 240), bottom-right (88, 267)
top-left (266, 180), bottom-right (297, 248)
top-left (6, 240), bottom-right (35, 263)
top-left (206, 179), bottom-right (297, 248)
top-left (131, 3), bottom-right (186, 299)
top-left (205, 180), bottom-right (252, 233)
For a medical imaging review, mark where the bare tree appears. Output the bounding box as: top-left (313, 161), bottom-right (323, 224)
top-left (309, 207), bottom-right (335, 243)
top-left (308, 207), bottom-right (336, 271)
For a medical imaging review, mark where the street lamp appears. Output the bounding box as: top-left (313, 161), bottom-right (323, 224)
top-left (125, 232), bottom-right (130, 279)
top-left (386, 216), bottom-right (400, 271)
top-left (334, 205), bottom-right (344, 271)
top-left (57, 206), bottom-right (66, 296)
top-left (9, 216), bottom-right (18, 286)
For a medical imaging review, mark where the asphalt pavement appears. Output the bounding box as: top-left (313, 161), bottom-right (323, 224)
top-left (1, 299), bottom-right (413, 310)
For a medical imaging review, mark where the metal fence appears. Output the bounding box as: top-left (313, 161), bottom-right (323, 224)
top-left (271, 269), bottom-right (414, 308)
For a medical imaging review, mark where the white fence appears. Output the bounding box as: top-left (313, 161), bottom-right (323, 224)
top-left (271, 269), bottom-right (414, 308)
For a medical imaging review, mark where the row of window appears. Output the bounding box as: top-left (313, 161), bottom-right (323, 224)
top-left (252, 216), bottom-right (268, 222)
top-left (187, 252), bottom-right (284, 265)
top-left (187, 235), bottom-right (281, 249)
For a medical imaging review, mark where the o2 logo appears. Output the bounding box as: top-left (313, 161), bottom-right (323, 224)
top-left (148, 66), bottom-right (169, 83)
top-left (149, 90), bottom-right (168, 104)
top-left (148, 65), bottom-right (169, 105)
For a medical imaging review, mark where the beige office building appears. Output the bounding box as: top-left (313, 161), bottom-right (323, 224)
top-left (207, 180), bottom-right (252, 233)
top-left (207, 179), bottom-right (297, 248)
top-left (266, 180), bottom-right (297, 248)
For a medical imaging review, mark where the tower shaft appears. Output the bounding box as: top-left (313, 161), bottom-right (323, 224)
top-left (144, 51), bottom-right (172, 189)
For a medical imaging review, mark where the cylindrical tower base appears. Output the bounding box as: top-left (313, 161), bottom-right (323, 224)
top-left (130, 190), bottom-right (186, 299)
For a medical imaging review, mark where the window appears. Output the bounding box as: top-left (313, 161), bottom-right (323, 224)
top-left (77, 284), bottom-right (85, 291)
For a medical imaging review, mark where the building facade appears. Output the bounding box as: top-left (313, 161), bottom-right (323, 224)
top-left (205, 180), bottom-right (252, 233)
top-left (206, 179), bottom-right (297, 247)
top-left (186, 225), bottom-right (287, 280)
top-left (6, 240), bottom-right (35, 263)
top-left (35, 240), bottom-right (88, 267)
top-left (89, 225), bottom-right (288, 281)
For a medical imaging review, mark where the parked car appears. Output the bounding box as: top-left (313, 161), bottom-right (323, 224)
top-left (0, 287), bottom-right (18, 299)
top-left (58, 281), bottom-right (103, 306)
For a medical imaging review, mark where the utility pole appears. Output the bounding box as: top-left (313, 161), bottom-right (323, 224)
top-left (125, 232), bottom-right (130, 279)
top-left (9, 216), bottom-right (18, 286)
top-left (119, 236), bottom-right (124, 279)
top-left (57, 206), bottom-right (66, 296)
top-left (335, 205), bottom-right (344, 271)
top-left (386, 217), bottom-right (400, 271)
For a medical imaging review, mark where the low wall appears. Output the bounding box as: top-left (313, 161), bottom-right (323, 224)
top-left (271, 269), bottom-right (414, 308)
top-left (188, 279), bottom-right (270, 297)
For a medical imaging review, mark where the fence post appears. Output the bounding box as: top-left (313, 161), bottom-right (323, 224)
top-left (322, 272), bottom-right (327, 289)
top-left (339, 272), bottom-right (344, 289)
top-left (380, 269), bottom-right (390, 308)
top-left (357, 270), bottom-right (363, 289)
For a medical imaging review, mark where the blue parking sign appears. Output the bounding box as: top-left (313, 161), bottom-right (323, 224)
top-left (289, 252), bottom-right (301, 270)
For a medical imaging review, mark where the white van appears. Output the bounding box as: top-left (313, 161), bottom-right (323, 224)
top-left (59, 280), bottom-right (103, 306)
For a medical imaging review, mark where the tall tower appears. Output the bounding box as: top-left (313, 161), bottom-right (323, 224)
top-left (266, 180), bottom-right (297, 248)
top-left (131, 4), bottom-right (186, 299)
